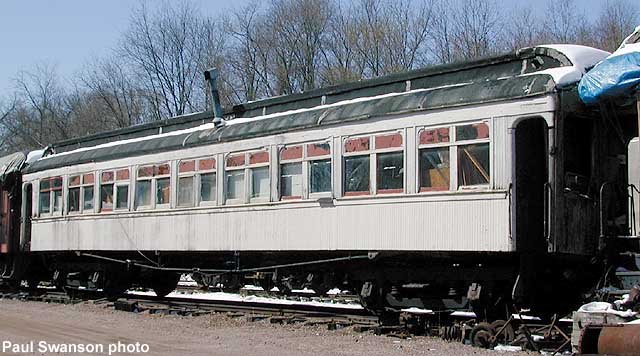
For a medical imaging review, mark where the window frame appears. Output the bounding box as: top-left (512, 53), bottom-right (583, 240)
top-left (38, 176), bottom-right (63, 217)
top-left (135, 163), bottom-right (171, 210)
top-left (99, 168), bottom-right (131, 213)
top-left (66, 172), bottom-right (96, 215)
top-left (342, 131), bottom-right (405, 197)
top-left (224, 149), bottom-right (271, 205)
top-left (278, 139), bottom-right (333, 201)
top-left (177, 157), bottom-right (217, 208)
top-left (416, 120), bottom-right (491, 193)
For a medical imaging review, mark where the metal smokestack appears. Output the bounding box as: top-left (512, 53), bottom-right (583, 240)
top-left (204, 68), bottom-right (225, 127)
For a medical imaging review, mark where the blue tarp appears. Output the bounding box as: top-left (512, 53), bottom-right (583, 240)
top-left (578, 52), bottom-right (640, 104)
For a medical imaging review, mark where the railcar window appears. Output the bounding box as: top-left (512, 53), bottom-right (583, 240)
top-left (178, 175), bottom-right (194, 207)
top-left (200, 173), bottom-right (216, 202)
top-left (343, 133), bottom-right (404, 196)
top-left (82, 173), bottom-right (95, 212)
top-left (100, 169), bottom-right (130, 212)
top-left (307, 142), bottom-right (331, 194)
top-left (38, 177), bottom-right (62, 215)
top-left (458, 143), bottom-right (490, 186)
top-left (309, 160), bottom-right (331, 193)
top-left (100, 184), bottom-right (114, 211)
top-left (279, 146), bottom-right (303, 200)
top-left (456, 123), bottom-right (490, 187)
top-left (225, 150), bottom-right (270, 204)
top-left (419, 147), bottom-right (450, 191)
top-left (136, 164), bottom-right (169, 209)
top-left (52, 178), bottom-right (63, 213)
top-left (252, 167), bottom-right (270, 198)
top-left (281, 163), bottom-right (302, 198)
top-left (418, 122), bottom-right (490, 191)
top-left (375, 133), bottom-right (404, 194)
top-left (178, 158), bottom-right (217, 207)
top-left (377, 152), bottom-right (404, 193)
top-left (344, 155), bottom-right (371, 195)
top-left (68, 175), bottom-right (81, 213)
top-left (199, 158), bottom-right (216, 204)
top-left (249, 151), bottom-right (270, 200)
top-left (136, 180), bottom-right (152, 207)
top-left (226, 170), bottom-right (244, 201)
top-left (225, 154), bottom-right (246, 202)
top-left (156, 178), bottom-right (170, 205)
top-left (279, 141), bottom-right (332, 200)
top-left (418, 127), bottom-right (451, 192)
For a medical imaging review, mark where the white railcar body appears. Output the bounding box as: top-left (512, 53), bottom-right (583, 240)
top-left (24, 94), bottom-right (556, 253)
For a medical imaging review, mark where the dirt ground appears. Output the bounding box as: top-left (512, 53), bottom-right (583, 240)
top-left (0, 299), bottom-right (535, 356)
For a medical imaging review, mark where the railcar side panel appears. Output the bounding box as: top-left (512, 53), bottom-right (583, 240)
top-left (30, 194), bottom-right (509, 252)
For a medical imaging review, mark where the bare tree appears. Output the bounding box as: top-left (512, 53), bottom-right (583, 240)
top-left (351, 0), bottom-right (434, 76)
top-left (595, 0), bottom-right (639, 52)
top-left (13, 64), bottom-right (71, 147)
top-left (79, 56), bottom-right (150, 128)
top-left (504, 6), bottom-right (542, 50)
top-left (540, 0), bottom-right (590, 44)
top-left (318, 1), bottom-right (366, 85)
top-left (449, 0), bottom-right (503, 60)
top-left (120, 1), bottom-right (227, 120)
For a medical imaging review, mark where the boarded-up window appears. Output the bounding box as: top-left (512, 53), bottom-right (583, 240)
top-left (418, 122), bottom-right (489, 191)
top-left (419, 147), bottom-right (450, 191)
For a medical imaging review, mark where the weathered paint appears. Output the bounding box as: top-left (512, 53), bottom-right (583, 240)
top-left (25, 97), bottom-right (556, 254)
top-left (31, 192), bottom-right (509, 252)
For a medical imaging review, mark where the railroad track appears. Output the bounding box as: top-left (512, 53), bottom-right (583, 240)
top-left (0, 287), bottom-right (378, 328)
top-left (0, 287), bottom-right (575, 353)
top-left (118, 292), bottom-right (376, 325)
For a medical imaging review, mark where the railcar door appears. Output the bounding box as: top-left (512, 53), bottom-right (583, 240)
top-left (0, 187), bottom-right (10, 253)
top-left (512, 117), bottom-right (548, 254)
top-left (511, 117), bottom-right (549, 306)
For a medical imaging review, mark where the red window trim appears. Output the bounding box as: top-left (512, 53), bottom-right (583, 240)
top-left (280, 146), bottom-right (303, 161)
top-left (344, 137), bottom-right (370, 153)
top-left (249, 151), bottom-right (270, 165)
top-left (198, 158), bottom-right (216, 171)
top-left (306, 143), bottom-right (331, 158)
top-left (180, 160), bottom-right (196, 173)
top-left (375, 133), bottom-right (403, 149)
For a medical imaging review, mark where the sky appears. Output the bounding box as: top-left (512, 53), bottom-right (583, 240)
top-left (0, 0), bottom-right (608, 99)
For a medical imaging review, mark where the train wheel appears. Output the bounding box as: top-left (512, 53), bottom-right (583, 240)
top-left (104, 272), bottom-right (132, 301)
top-left (151, 271), bottom-right (180, 298)
top-left (470, 322), bottom-right (496, 348)
top-left (26, 279), bottom-right (41, 293)
top-left (490, 320), bottom-right (515, 344)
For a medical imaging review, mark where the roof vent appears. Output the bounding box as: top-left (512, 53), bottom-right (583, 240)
top-left (204, 68), bottom-right (226, 127)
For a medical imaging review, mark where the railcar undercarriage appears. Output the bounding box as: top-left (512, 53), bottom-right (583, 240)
top-left (10, 250), bottom-right (601, 323)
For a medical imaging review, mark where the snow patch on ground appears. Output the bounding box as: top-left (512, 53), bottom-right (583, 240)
top-left (127, 290), bottom-right (364, 310)
top-left (401, 307), bottom-right (434, 315)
